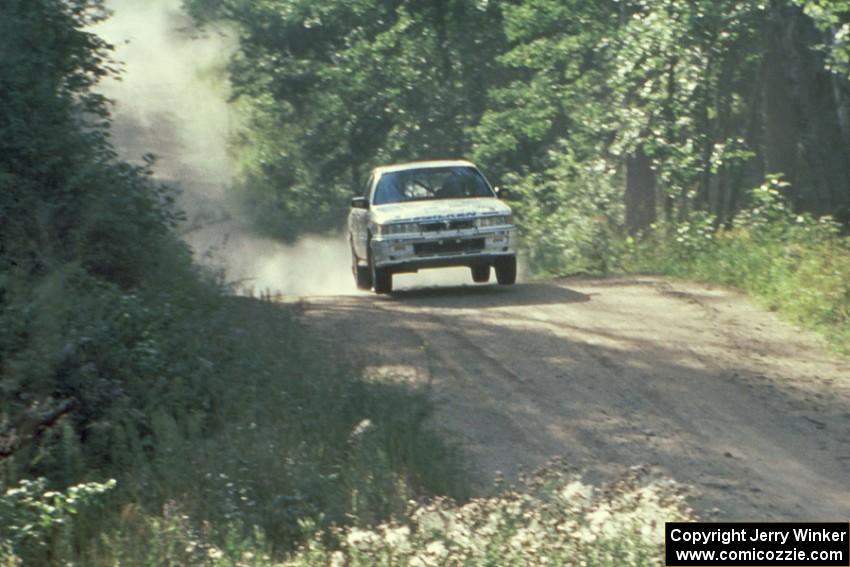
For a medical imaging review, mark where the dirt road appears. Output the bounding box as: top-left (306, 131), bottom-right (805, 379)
top-left (296, 275), bottom-right (850, 520)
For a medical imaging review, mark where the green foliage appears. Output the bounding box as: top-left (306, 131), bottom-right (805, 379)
top-left (472, 0), bottom-right (618, 176)
top-left (188, 0), bottom-right (849, 239)
top-left (0, 261), bottom-right (220, 478)
top-left (794, 0), bottom-right (850, 75)
top-left (511, 149), bottom-right (625, 277)
top-left (0, 0), bottom-right (181, 283)
top-left (0, 0), bottom-right (206, 492)
top-left (0, 477), bottom-right (115, 564)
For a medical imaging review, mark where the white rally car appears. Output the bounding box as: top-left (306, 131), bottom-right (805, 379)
top-left (348, 160), bottom-right (517, 293)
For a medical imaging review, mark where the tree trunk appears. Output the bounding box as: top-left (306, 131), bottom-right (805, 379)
top-left (788, 12), bottom-right (850, 216)
top-left (625, 146), bottom-right (656, 235)
top-left (762, 1), bottom-right (800, 203)
top-left (827, 26), bottom-right (850, 151)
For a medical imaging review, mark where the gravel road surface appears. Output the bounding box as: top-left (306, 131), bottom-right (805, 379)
top-left (296, 276), bottom-right (850, 520)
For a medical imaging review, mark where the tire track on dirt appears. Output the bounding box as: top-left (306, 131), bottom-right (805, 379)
top-left (297, 276), bottom-right (850, 520)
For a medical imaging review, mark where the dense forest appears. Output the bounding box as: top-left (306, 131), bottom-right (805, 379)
top-left (187, 0), bottom-right (850, 238)
top-left (1, 0), bottom-right (849, 565)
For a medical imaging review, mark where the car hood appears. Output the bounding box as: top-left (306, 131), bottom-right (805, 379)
top-left (371, 198), bottom-right (511, 224)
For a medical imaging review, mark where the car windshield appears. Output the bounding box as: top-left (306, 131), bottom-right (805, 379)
top-left (372, 166), bottom-right (495, 205)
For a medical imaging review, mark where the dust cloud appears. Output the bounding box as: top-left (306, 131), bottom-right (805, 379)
top-left (93, 0), bottom-right (234, 194)
top-left (91, 0), bottom-right (360, 296)
top-left (91, 0), bottom-right (487, 295)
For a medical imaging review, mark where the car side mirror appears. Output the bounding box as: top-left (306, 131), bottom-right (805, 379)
top-left (495, 186), bottom-right (512, 200)
top-left (351, 196), bottom-right (369, 209)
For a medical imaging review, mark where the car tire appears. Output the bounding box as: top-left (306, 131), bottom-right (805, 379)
top-left (351, 245), bottom-right (372, 290)
top-left (495, 256), bottom-right (517, 285)
top-left (471, 265), bottom-right (490, 283)
top-left (373, 266), bottom-right (392, 294)
top-left (368, 238), bottom-right (393, 294)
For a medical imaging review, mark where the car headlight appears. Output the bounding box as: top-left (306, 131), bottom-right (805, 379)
top-left (477, 214), bottom-right (512, 228)
top-left (376, 222), bottom-right (419, 235)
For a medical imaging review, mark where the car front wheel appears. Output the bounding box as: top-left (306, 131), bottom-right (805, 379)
top-left (495, 256), bottom-right (517, 285)
top-left (471, 265), bottom-right (490, 283)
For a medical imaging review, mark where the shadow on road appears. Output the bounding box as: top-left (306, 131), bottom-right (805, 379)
top-left (381, 282), bottom-right (590, 309)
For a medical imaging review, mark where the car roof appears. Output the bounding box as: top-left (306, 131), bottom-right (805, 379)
top-left (372, 159), bottom-right (476, 175)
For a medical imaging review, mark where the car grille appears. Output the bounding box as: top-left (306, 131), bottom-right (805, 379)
top-left (420, 219), bottom-right (476, 232)
top-left (414, 238), bottom-right (485, 256)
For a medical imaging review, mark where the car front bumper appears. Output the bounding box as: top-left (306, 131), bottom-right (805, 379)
top-left (371, 228), bottom-right (517, 273)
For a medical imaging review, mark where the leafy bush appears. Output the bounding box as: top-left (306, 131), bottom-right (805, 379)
top-left (512, 149), bottom-right (625, 277)
top-left (0, 477), bottom-right (115, 565)
top-left (0, 261), bottom-right (221, 479)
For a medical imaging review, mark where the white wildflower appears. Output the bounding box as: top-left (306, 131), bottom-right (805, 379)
top-left (425, 539), bottom-right (447, 559)
top-left (558, 480), bottom-right (592, 504)
top-left (346, 527), bottom-right (377, 549)
top-left (384, 525), bottom-right (411, 552)
top-left (350, 419), bottom-right (373, 440)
